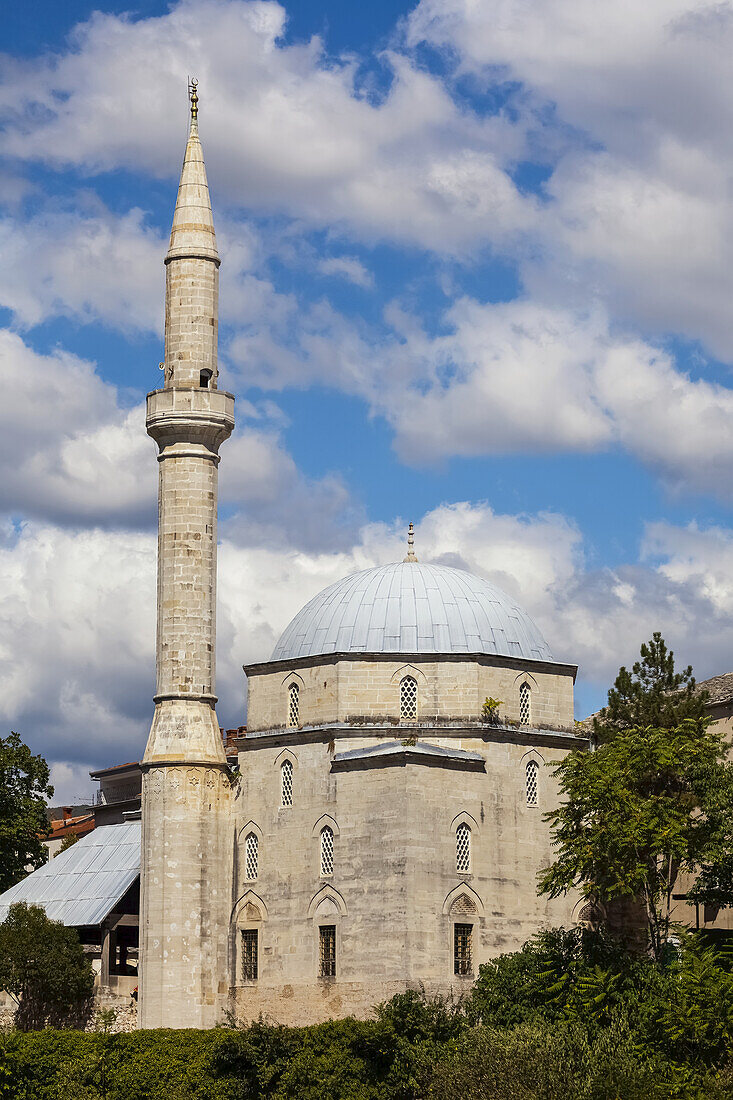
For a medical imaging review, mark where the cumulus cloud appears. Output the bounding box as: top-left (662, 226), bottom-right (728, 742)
top-left (407, 0), bottom-right (733, 358)
top-left (0, 0), bottom-right (532, 256)
top-left (5, 502), bottom-right (733, 795)
top-left (0, 330), bottom-right (356, 537)
top-left (317, 256), bottom-right (374, 289)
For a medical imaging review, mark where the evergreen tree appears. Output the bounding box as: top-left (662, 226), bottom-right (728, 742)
top-left (592, 632), bottom-right (708, 743)
top-left (0, 731), bottom-right (53, 892)
top-left (539, 718), bottom-right (733, 959)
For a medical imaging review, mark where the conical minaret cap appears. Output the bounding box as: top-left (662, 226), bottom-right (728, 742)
top-left (166, 80), bottom-right (219, 266)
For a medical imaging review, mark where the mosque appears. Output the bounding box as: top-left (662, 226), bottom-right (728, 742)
top-left (0, 86), bottom-right (590, 1029)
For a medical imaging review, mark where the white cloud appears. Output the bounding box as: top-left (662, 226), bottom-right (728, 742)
top-left (317, 256), bottom-right (374, 289)
top-left (0, 204), bottom-right (163, 332)
top-left (5, 502), bottom-right (733, 786)
top-left (0, 0), bottom-right (531, 255)
top-left (407, 0), bottom-right (733, 358)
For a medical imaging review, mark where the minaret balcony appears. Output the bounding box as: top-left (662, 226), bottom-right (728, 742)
top-left (146, 386), bottom-right (235, 452)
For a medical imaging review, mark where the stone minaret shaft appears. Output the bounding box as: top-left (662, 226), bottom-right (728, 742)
top-left (139, 83), bottom-right (235, 1029)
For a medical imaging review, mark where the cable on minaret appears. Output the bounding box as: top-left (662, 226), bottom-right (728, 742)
top-left (403, 522), bottom-right (418, 563)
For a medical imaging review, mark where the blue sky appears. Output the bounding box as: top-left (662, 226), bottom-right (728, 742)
top-left (3, 0), bottom-right (733, 800)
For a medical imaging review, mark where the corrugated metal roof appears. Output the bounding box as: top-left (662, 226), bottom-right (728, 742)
top-left (272, 562), bottom-right (554, 664)
top-left (0, 822), bottom-right (140, 927)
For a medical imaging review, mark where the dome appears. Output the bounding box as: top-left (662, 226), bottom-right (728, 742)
top-left (271, 561), bottom-right (553, 663)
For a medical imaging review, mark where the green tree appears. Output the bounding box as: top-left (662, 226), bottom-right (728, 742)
top-left (592, 632), bottom-right (708, 744)
top-left (538, 718), bottom-right (733, 960)
top-left (57, 832), bottom-right (80, 855)
top-left (0, 902), bottom-right (94, 1030)
top-left (0, 731), bottom-right (54, 892)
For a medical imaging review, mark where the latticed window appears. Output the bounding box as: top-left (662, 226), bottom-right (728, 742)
top-left (241, 929), bottom-right (258, 981)
top-left (526, 760), bottom-right (538, 806)
top-left (456, 822), bottom-right (471, 874)
top-left (319, 925), bottom-right (336, 978)
top-left (454, 923), bottom-right (473, 976)
top-left (400, 675), bottom-right (418, 720)
top-left (281, 759), bottom-right (293, 806)
top-left (288, 683), bottom-right (299, 727)
top-left (519, 682), bottom-right (531, 726)
top-left (320, 826), bottom-right (334, 876)
top-left (245, 832), bottom-right (259, 880)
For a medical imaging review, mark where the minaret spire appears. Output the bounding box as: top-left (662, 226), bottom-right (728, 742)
top-left (403, 522), bottom-right (418, 563)
top-left (140, 84), bottom-right (235, 1030)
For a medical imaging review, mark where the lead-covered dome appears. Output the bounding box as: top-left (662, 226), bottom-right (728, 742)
top-left (271, 562), bottom-right (553, 663)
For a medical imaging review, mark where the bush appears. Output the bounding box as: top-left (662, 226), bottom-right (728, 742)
top-left (0, 903), bottom-right (94, 1031)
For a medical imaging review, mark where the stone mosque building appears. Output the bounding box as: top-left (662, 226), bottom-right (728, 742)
top-left (0, 87), bottom-right (590, 1028)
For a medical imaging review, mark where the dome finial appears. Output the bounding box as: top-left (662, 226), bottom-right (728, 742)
top-left (403, 522), bottom-right (418, 563)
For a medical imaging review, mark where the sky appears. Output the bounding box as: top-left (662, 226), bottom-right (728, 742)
top-left (4, 0), bottom-right (733, 803)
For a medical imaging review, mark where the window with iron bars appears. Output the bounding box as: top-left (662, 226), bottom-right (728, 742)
top-left (454, 923), bottom-right (473, 976)
top-left (245, 832), bottom-right (259, 880)
top-left (519, 682), bottom-right (531, 726)
top-left (526, 760), bottom-right (538, 806)
top-left (319, 925), bottom-right (336, 978)
top-left (320, 826), bottom-right (334, 876)
top-left (241, 929), bottom-right (258, 981)
top-left (281, 759), bottom-right (293, 806)
top-left (288, 683), bottom-right (299, 727)
top-left (456, 822), bottom-right (471, 874)
top-left (400, 675), bottom-right (418, 720)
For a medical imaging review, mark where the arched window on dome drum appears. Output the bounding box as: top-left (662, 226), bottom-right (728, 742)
top-left (287, 683), bottom-right (299, 728)
top-left (456, 822), bottom-right (471, 874)
top-left (245, 833), bottom-right (259, 881)
top-left (320, 826), bottom-right (334, 876)
top-left (281, 759), bottom-right (293, 807)
top-left (519, 682), bottom-right (531, 726)
top-left (526, 760), bottom-right (538, 806)
top-left (400, 676), bottom-right (418, 720)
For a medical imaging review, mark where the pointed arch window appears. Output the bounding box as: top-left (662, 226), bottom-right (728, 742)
top-left (526, 760), bottom-right (539, 806)
top-left (281, 759), bottom-right (293, 807)
top-left (456, 822), bottom-right (471, 874)
top-left (400, 675), bottom-right (418, 720)
top-left (245, 833), bottom-right (259, 881)
top-left (287, 683), bottom-right (299, 728)
top-left (519, 682), bottom-right (531, 726)
top-left (320, 826), bottom-right (334, 877)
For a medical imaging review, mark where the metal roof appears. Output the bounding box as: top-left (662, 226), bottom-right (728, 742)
top-left (272, 562), bottom-right (554, 663)
top-left (332, 740), bottom-right (485, 768)
top-left (0, 822), bottom-right (140, 927)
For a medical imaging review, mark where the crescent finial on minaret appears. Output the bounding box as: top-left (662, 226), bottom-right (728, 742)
top-left (403, 522), bottom-right (418, 563)
top-left (189, 77), bottom-right (199, 127)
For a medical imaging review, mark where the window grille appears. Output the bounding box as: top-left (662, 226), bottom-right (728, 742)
top-left (288, 683), bottom-right (299, 728)
top-left (519, 682), bottom-right (531, 726)
top-left (241, 929), bottom-right (258, 981)
top-left (320, 826), bottom-right (334, 876)
top-left (319, 925), bottom-right (336, 978)
top-left (456, 822), bottom-right (471, 874)
top-left (454, 923), bottom-right (473, 976)
top-left (281, 759), bottom-right (293, 807)
top-left (245, 832), bottom-right (259, 880)
top-left (400, 675), bottom-right (418, 720)
top-left (526, 760), bottom-right (538, 806)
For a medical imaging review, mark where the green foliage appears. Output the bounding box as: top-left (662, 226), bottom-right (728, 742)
top-left (538, 718), bottom-right (733, 958)
top-left (0, 731), bottom-right (53, 893)
top-left (593, 632), bottom-right (708, 744)
top-left (57, 832), bottom-right (80, 855)
top-left (427, 1018), bottom-right (663, 1100)
top-left (481, 696), bottom-right (504, 723)
top-left (0, 903), bottom-right (94, 1031)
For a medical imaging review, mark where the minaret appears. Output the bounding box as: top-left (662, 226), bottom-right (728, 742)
top-left (139, 82), bottom-right (235, 1029)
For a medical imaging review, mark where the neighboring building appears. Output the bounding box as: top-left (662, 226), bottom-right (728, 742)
top-left (44, 807), bottom-right (95, 858)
